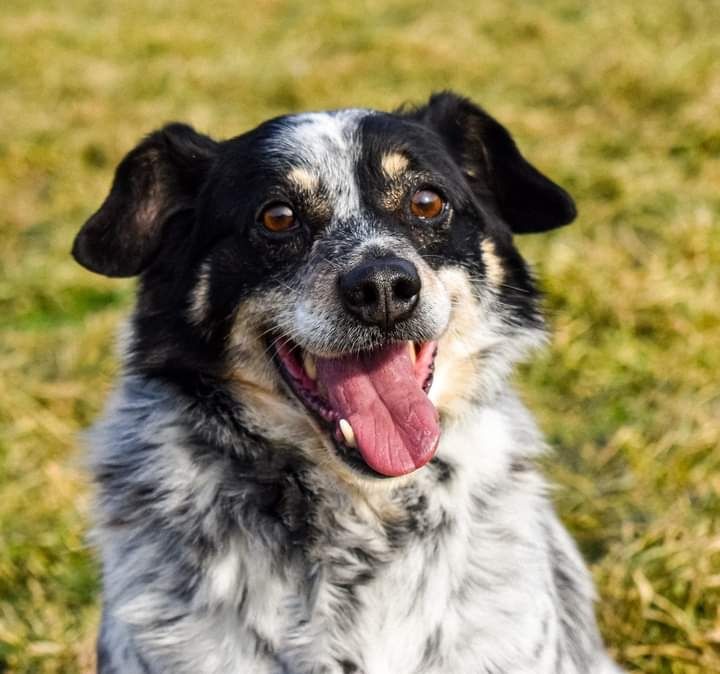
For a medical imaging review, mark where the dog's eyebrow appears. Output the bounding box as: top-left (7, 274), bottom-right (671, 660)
top-left (287, 167), bottom-right (320, 192)
top-left (380, 152), bottom-right (409, 178)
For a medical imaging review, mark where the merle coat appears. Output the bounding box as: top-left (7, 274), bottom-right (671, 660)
top-left (74, 92), bottom-right (622, 674)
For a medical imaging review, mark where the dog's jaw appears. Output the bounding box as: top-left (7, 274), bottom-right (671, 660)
top-left (270, 337), bottom-right (439, 478)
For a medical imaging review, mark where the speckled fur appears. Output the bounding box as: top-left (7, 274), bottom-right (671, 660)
top-left (75, 93), bottom-right (622, 673)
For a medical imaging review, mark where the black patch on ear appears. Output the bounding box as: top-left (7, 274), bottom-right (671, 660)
top-left (406, 91), bottom-right (576, 233)
top-left (72, 123), bottom-right (218, 277)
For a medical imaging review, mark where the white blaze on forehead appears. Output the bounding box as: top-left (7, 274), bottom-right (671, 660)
top-left (269, 109), bottom-right (371, 220)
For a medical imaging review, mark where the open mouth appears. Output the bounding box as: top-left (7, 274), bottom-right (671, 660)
top-left (272, 338), bottom-right (439, 478)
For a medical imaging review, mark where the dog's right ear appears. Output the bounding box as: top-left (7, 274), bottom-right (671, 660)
top-left (407, 92), bottom-right (576, 234)
top-left (72, 123), bottom-right (218, 277)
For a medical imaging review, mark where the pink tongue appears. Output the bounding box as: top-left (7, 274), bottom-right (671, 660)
top-left (315, 343), bottom-right (440, 477)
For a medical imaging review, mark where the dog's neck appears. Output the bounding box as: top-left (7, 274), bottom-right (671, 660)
top-left (183, 372), bottom-right (535, 529)
top-left (98, 370), bottom-right (541, 569)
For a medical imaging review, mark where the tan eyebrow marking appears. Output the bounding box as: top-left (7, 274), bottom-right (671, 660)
top-left (480, 238), bottom-right (505, 287)
top-left (287, 167), bottom-right (320, 192)
top-left (380, 152), bottom-right (409, 178)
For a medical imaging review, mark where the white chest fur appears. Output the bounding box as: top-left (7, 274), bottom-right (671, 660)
top-left (96, 390), bottom-right (618, 674)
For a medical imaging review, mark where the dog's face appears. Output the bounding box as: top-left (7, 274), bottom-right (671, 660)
top-left (73, 92), bottom-right (575, 484)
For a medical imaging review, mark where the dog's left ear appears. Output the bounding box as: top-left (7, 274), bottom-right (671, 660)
top-left (408, 91), bottom-right (576, 233)
top-left (72, 123), bottom-right (219, 277)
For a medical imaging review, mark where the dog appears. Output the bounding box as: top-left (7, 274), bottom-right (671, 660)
top-left (73, 91), bottom-right (622, 673)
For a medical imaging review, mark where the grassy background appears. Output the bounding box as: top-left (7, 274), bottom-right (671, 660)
top-left (1, 0), bottom-right (718, 672)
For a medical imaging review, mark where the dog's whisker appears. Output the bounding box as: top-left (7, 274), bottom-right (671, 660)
top-left (498, 282), bottom-right (533, 295)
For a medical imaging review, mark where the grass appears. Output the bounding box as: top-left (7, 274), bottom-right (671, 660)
top-left (0, 0), bottom-right (718, 671)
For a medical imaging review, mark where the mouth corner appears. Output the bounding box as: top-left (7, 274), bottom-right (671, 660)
top-left (269, 335), bottom-right (439, 479)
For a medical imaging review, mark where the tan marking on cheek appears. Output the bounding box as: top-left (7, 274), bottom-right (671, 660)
top-left (287, 167), bottom-right (319, 192)
top-left (480, 238), bottom-right (505, 287)
top-left (187, 262), bottom-right (212, 325)
top-left (225, 294), bottom-right (363, 483)
top-left (430, 268), bottom-right (485, 417)
top-left (380, 152), bottom-right (409, 178)
top-left (226, 295), bottom-right (284, 395)
top-left (226, 297), bottom-right (333, 463)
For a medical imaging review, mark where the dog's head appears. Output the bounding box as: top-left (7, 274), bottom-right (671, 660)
top-left (73, 92), bottom-right (575, 484)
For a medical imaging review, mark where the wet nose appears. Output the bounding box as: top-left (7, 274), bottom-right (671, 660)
top-left (339, 257), bottom-right (421, 329)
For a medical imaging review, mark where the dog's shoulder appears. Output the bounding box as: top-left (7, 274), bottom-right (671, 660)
top-left (90, 375), bottom-right (611, 673)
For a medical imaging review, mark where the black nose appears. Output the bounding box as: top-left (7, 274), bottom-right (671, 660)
top-left (339, 257), bottom-right (421, 329)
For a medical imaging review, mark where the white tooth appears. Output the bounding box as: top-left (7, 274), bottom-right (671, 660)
top-left (407, 341), bottom-right (417, 365)
top-left (339, 418), bottom-right (357, 448)
top-left (303, 352), bottom-right (317, 380)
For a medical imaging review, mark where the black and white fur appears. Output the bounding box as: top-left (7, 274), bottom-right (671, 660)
top-left (74, 92), bottom-right (622, 673)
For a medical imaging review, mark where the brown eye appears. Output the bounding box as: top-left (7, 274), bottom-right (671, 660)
top-left (260, 203), bottom-right (297, 232)
top-left (410, 189), bottom-right (444, 219)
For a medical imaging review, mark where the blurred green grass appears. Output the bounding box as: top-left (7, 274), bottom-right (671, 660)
top-left (0, 1), bottom-right (718, 672)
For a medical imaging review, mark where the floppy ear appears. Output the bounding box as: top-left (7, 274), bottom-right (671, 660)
top-left (409, 91), bottom-right (576, 233)
top-left (72, 123), bottom-right (218, 277)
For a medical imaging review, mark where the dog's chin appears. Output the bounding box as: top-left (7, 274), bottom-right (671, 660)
top-left (268, 335), bottom-right (440, 481)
